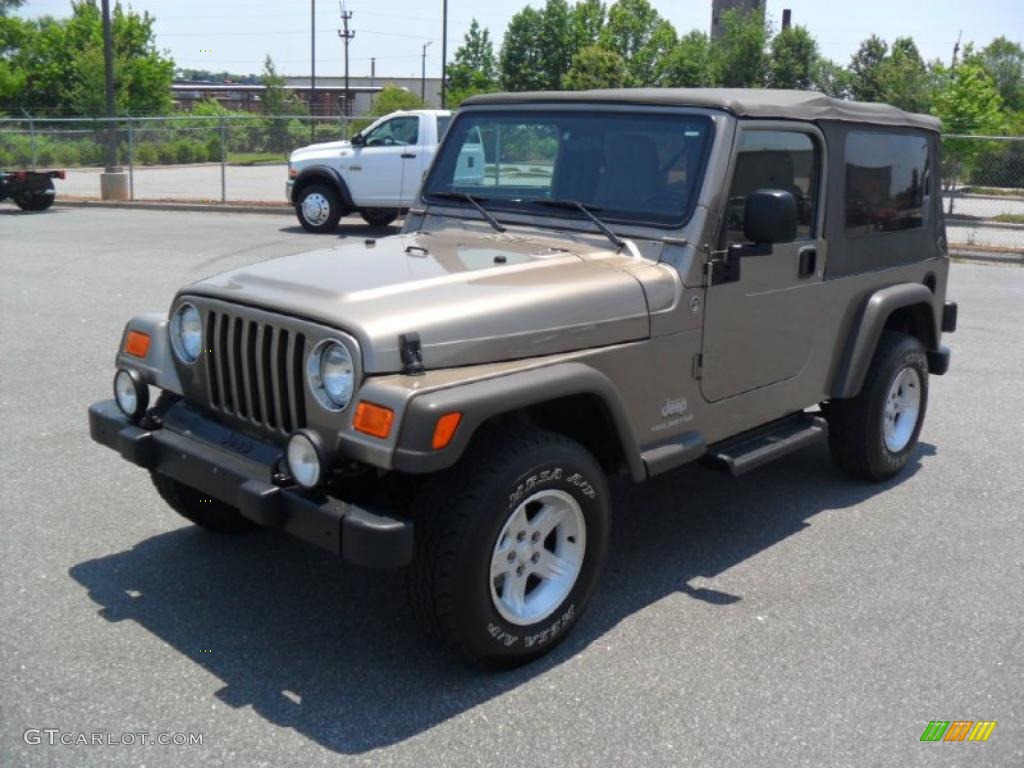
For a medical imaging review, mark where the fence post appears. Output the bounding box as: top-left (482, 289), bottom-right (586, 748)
top-left (127, 119), bottom-right (135, 201)
top-left (23, 110), bottom-right (37, 171)
top-left (220, 116), bottom-right (227, 203)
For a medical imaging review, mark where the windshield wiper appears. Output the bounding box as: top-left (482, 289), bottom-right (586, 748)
top-left (429, 191), bottom-right (506, 233)
top-left (532, 199), bottom-right (625, 250)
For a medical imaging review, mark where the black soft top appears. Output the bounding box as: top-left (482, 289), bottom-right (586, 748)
top-left (462, 88), bottom-right (941, 132)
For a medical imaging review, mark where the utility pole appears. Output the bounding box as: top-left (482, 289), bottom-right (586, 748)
top-left (421, 41), bottom-right (432, 103)
top-left (370, 57), bottom-right (376, 87)
top-left (310, 0), bottom-right (316, 139)
top-left (338, 3), bottom-right (354, 116)
top-left (440, 0), bottom-right (448, 108)
top-left (951, 29), bottom-right (962, 69)
top-left (101, 0), bottom-right (116, 170)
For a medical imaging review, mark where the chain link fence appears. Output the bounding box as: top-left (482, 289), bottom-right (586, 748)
top-left (941, 135), bottom-right (1024, 255)
top-left (0, 114), bottom-right (360, 204)
top-left (2, 116), bottom-right (1022, 255)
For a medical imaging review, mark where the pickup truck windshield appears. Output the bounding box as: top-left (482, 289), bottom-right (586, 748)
top-left (423, 110), bottom-right (713, 228)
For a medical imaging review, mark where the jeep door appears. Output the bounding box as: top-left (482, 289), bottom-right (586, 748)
top-left (349, 114), bottom-right (421, 206)
top-left (700, 123), bottom-right (827, 402)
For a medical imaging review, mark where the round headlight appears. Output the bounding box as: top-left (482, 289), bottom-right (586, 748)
top-left (113, 368), bottom-right (149, 420)
top-left (307, 340), bottom-right (354, 410)
top-left (170, 302), bottom-right (202, 364)
top-left (286, 431), bottom-right (324, 490)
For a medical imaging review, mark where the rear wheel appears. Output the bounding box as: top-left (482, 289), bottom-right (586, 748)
top-left (360, 208), bottom-right (399, 228)
top-left (296, 183), bottom-right (343, 233)
top-left (408, 428), bottom-right (610, 668)
top-left (14, 180), bottom-right (54, 211)
top-left (827, 331), bottom-right (929, 481)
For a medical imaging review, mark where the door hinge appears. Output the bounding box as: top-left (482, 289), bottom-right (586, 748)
top-left (692, 353), bottom-right (704, 380)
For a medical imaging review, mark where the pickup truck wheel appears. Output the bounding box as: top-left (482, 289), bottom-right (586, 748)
top-left (296, 183), bottom-right (343, 233)
top-left (15, 183), bottom-right (54, 211)
top-left (149, 472), bottom-right (255, 534)
top-left (408, 429), bottom-right (610, 668)
top-left (360, 209), bottom-right (399, 228)
top-left (827, 331), bottom-right (929, 481)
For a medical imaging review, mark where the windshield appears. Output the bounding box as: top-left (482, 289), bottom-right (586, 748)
top-left (423, 110), bottom-right (713, 228)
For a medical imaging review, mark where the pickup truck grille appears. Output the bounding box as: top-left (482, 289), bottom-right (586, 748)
top-left (204, 309), bottom-right (307, 435)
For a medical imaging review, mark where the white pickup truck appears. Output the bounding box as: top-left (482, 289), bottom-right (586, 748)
top-left (287, 109), bottom-right (485, 232)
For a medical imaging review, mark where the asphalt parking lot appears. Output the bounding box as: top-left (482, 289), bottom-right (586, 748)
top-left (1, 205), bottom-right (1021, 767)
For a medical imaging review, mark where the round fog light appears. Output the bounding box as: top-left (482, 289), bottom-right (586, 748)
top-left (286, 431), bottom-right (325, 490)
top-left (113, 368), bottom-right (149, 420)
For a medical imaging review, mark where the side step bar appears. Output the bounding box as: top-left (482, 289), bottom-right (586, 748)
top-left (703, 413), bottom-right (828, 476)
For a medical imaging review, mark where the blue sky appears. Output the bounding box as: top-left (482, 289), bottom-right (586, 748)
top-left (15, 0), bottom-right (1024, 78)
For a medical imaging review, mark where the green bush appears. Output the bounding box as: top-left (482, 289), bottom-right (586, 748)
top-left (174, 140), bottom-right (195, 164)
top-left (191, 140), bottom-right (209, 163)
top-left (135, 143), bottom-right (159, 165)
top-left (157, 143), bottom-right (177, 164)
top-left (52, 142), bottom-right (81, 167)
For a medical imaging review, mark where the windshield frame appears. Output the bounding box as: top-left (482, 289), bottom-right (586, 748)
top-left (420, 104), bottom-right (717, 233)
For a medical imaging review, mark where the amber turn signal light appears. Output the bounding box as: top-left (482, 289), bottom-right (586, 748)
top-left (432, 412), bottom-right (462, 450)
top-left (353, 401), bottom-right (394, 439)
top-left (124, 330), bottom-right (151, 358)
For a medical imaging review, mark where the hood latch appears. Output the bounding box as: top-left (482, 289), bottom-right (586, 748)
top-left (399, 333), bottom-right (426, 376)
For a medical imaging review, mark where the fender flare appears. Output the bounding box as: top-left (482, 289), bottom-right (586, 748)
top-left (830, 283), bottom-right (938, 399)
top-left (391, 361), bottom-right (646, 481)
top-left (291, 165), bottom-right (354, 209)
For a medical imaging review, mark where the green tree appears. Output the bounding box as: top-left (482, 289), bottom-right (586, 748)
top-left (0, 0), bottom-right (25, 15)
top-left (370, 83), bottom-right (424, 115)
top-left (877, 37), bottom-right (932, 112)
top-left (767, 25), bottom-right (818, 90)
top-left (662, 30), bottom-right (711, 87)
top-left (600, 0), bottom-right (676, 87)
top-left (500, 7), bottom-right (547, 91)
top-left (537, 0), bottom-right (576, 90)
top-left (571, 0), bottom-right (605, 49)
top-left (932, 59), bottom-right (1005, 207)
top-left (0, 1), bottom-right (174, 115)
top-left (977, 36), bottom-right (1024, 111)
top-left (710, 7), bottom-right (769, 87)
top-left (812, 58), bottom-right (852, 98)
top-left (448, 18), bottom-right (498, 102)
top-left (563, 45), bottom-right (625, 89)
top-left (849, 35), bottom-right (888, 102)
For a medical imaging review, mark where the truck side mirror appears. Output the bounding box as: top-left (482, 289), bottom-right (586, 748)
top-left (351, 133), bottom-right (365, 147)
top-left (743, 188), bottom-right (797, 245)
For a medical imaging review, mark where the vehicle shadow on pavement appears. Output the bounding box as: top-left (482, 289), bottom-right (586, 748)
top-left (68, 441), bottom-right (934, 754)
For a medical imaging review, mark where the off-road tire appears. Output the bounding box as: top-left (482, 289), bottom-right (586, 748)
top-left (407, 428), bottom-right (611, 668)
top-left (828, 331), bottom-right (929, 481)
top-left (360, 208), bottom-right (399, 228)
top-left (296, 183), bottom-right (343, 233)
top-left (149, 472), bottom-right (256, 533)
top-left (15, 183), bottom-right (54, 211)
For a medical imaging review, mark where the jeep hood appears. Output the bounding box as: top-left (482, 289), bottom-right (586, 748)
top-left (185, 230), bottom-right (651, 373)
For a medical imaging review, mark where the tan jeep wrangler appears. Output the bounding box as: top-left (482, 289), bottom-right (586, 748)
top-left (89, 89), bottom-right (957, 667)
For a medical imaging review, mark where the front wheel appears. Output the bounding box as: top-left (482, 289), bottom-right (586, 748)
top-left (295, 183), bottom-right (343, 233)
top-left (408, 429), bottom-right (610, 668)
top-left (827, 331), bottom-right (929, 481)
top-left (150, 472), bottom-right (255, 534)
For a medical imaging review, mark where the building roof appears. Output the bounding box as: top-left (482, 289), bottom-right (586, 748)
top-left (462, 88), bottom-right (941, 131)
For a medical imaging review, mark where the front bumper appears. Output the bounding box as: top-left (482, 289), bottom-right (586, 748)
top-left (285, 178), bottom-right (295, 203)
top-left (88, 399), bottom-right (413, 569)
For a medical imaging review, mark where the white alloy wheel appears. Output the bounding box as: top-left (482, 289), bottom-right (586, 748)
top-left (301, 191), bottom-right (332, 227)
top-left (883, 366), bottom-right (921, 452)
top-left (489, 489), bottom-right (586, 626)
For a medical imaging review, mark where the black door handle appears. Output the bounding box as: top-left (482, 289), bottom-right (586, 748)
top-left (401, 153), bottom-right (416, 159)
top-left (797, 246), bottom-right (817, 278)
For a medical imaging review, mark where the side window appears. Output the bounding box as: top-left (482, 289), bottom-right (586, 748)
top-left (845, 132), bottom-right (929, 235)
top-left (724, 130), bottom-right (819, 245)
top-left (436, 116), bottom-right (452, 140)
top-left (363, 116), bottom-right (420, 147)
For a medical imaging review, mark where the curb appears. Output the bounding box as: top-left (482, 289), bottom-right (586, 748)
top-left (949, 249), bottom-right (1024, 266)
top-left (56, 199), bottom-right (293, 215)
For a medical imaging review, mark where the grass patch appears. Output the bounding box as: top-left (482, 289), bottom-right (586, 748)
top-left (963, 186), bottom-right (1024, 198)
top-left (993, 213), bottom-right (1024, 224)
top-left (227, 151), bottom-right (287, 166)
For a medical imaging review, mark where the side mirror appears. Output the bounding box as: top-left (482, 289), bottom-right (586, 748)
top-left (743, 188), bottom-right (797, 245)
top-left (350, 133), bottom-right (365, 147)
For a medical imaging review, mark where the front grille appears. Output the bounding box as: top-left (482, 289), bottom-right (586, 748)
top-left (205, 309), bottom-right (307, 435)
